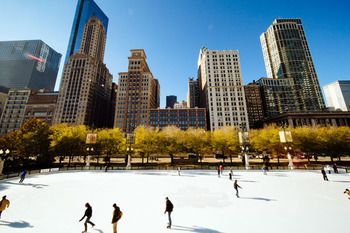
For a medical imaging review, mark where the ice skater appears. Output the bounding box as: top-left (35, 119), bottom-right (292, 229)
top-left (344, 189), bottom-right (350, 199)
top-left (234, 180), bottom-right (242, 198)
top-left (79, 203), bottom-right (95, 232)
top-left (19, 170), bottom-right (27, 183)
top-left (177, 167), bottom-right (181, 176)
top-left (333, 164), bottom-right (338, 174)
top-left (262, 166), bottom-right (267, 175)
top-left (164, 197), bottom-right (173, 229)
top-left (0, 195), bottom-right (10, 219)
top-left (112, 203), bottom-right (123, 233)
top-left (229, 171), bottom-right (232, 180)
top-left (219, 164), bottom-right (224, 175)
top-left (321, 168), bottom-right (328, 181)
top-left (217, 166), bottom-right (221, 177)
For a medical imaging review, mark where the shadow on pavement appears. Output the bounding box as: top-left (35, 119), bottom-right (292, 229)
top-left (0, 220), bottom-right (33, 228)
top-left (171, 225), bottom-right (223, 232)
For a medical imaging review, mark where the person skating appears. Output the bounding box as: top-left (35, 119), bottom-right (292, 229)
top-left (79, 203), bottom-right (95, 232)
top-left (177, 167), bottom-right (181, 176)
top-left (219, 164), bottom-right (224, 175)
top-left (19, 170), bottom-right (27, 183)
top-left (333, 164), bottom-right (338, 174)
top-left (321, 168), bottom-right (328, 181)
top-left (164, 197), bottom-right (173, 229)
top-left (0, 196), bottom-right (10, 219)
top-left (217, 166), bottom-right (220, 177)
top-left (344, 188), bottom-right (350, 199)
top-left (234, 180), bottom-right (242, 198)
top-left (229, 171), bottom-right (232, 180)
top-left (112, 203), bottom-right (123, 233)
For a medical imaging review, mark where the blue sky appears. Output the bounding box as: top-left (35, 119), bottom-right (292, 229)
top-left (1, 0), bottom-right (349, 107)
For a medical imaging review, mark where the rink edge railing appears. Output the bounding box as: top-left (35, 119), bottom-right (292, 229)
top-left (1, 165), bottom-right (349, 180)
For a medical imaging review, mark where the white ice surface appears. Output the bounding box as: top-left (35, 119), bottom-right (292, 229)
top-left (0, 170), bottom-right (350, 233)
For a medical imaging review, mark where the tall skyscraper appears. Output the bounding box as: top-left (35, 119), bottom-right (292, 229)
top-left (166, 95), bottom-right (177, 108)
top-left (114, 49), bottom-right (160, 133)
top-left (197, 47), bottom-right (249, 131)
top-left (260, 19), bottom-right (325, 112)
top-left (65, 0), bottom-right (108, 64)
top-left (323, 80), bottom-right (350, 111)
top-left (0, 40), bottom-right (61, 90)
top-left (54, 17), bottom-right (112, 127)
top-left (187, 77), bottom-right (200, 108)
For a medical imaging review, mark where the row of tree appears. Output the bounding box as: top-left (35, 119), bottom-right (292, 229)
top-left (0, 119), bottom-right (349, 166)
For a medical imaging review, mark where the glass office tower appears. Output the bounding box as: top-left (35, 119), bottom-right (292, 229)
top-left (260, 19), bottom-right (325, 112)
top-left (64, 0), bottom-right (109, 64)
top-left (0, 40), bottom-right (61, 91)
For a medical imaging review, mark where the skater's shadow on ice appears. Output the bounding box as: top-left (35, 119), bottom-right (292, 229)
top-left (4, 181), bottom-right (48, 189)
top-left (236, 179), bottom-right (257, 183)
top-left (0, 220), bottom-right (33, 228)
top-left (171, 225), bottom-right (223, 232)
top-left (93, 229), bottom-right (104, 233)
top-left (331, 180), bottom-right (350, 183)
top-left (268, 173), bottom-right (288, 177)
top-left (240, 196), bottom-right (276, 201)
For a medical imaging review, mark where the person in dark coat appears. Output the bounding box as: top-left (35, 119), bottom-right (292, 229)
top-left (333, 164), bottom-right (338, 174)
top-left (229, 171), bottom-right (232, 180)
top-left (164, 197), bottom-right (173, 228)
top-left (321, 168), bottom-right (328, 181)
top-left (19, 170), bottom-right (27, 183)
top-left (234, 180), bottom-right (242, 198)
top-left (79, 203), bottom-right (95, 232)
top-left (112, 203), bottom-right (123, 233)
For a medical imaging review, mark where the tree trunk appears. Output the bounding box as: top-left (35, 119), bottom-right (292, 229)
top-left (330, 155), bottom-right (334, 163)
top-left (230, 155), bottom-right (233, 166)
top-left (68, 155), bottom-right (72, 167)
top-left (141, 155), bottom-right (144, 165)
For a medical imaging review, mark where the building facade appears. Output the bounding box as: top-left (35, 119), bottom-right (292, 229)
top-left (54, 17), bottom-right (112, 128)
top-left (0, 40), bottom-right (61, 91)
top-left (24, 91), bottom-right (58, 126)
top-left (264, 111), bottom-right (350, 128)
top-left (166, 95), bottom-right (177, 109)
top-left (0, 89), bottom-right (31, 134)
top-left (197, 48), bottom-right (249, 131)
top-left (260, 19), bottom-right (325, 112)
top-left (244, 82), bottom-right (265, 128)
top-left (114, 49), bottom-right (160, 133)
top-left (257, 77), bottom-right (299, 118)
top-left (323, 80), bottom-right (350, 111)
top-left (65, 0), bottom-right (109, 64)
top-left (149, 108), bottom-right (206, 130)
top-left (188, 77), bottom-right (200, 108)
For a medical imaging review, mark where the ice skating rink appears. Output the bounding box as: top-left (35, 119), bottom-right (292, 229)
top-left (0, 170), bottom-right (349, 233)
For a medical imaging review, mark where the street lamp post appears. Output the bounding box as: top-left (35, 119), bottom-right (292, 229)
top-left (279, 122), bottom-right (294, 169)
top-left (126, 133), bottom-right (134, 169)
top-left (0, 149), bottom-right (10, 175)
top-left (239, 123), bottom-right (250, 170)
top-left (86, 147), bottom-right (94, 167)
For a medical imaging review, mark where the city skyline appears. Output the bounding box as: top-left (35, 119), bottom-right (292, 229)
top-left (1, 0), bottom-right (349, 107)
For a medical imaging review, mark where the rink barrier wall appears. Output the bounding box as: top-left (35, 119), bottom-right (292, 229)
top-left (1, 165), bottom-right (349, 180)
